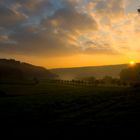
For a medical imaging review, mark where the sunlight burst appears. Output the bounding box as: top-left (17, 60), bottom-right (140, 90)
top-left (130, 60), bottom-right (135, 66)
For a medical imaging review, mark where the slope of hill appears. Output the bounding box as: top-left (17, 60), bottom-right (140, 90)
top-left (51, 64), bottom-right (128, 80)
top-left (0, 59), bottom-right (57, 83)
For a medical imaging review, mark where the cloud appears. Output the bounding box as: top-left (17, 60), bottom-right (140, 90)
top-left (0, 4), bottom-right (26, 28)
top-left (82, 41), bottom-right (118, 54)
top-left (42, 8), bottom-right (98, 33)
top-left (0, 35), bottom-right (9, 43)
top-left (0, 2), bottom-right (98, 56)
top-left (0, 0), bottom-right (139, 58)
top-left (95, 0), bottom-right (125, 17)
top-left (8, 25), bottom-right (80, 56)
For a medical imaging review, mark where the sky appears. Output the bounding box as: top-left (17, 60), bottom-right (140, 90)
top-left (0, 0), bottom-right (140, 68)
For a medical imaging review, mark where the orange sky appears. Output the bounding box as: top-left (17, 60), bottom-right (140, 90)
top-left (0, 52), bottom-right (139, 69)
top-left (0, 0), bottom-right (140, 68)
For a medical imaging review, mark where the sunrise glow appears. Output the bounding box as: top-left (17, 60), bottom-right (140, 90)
top-left (0, 0), bottom-right (140, 68)
top-left (1, 1), bottom-right (140, 135)
top-left (130, 60), bottom-right (135, 66)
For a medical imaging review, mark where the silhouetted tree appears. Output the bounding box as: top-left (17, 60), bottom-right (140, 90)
top-left (120, 64), bottom-right (140, 82)
top-left (138, 8), bottom-right (140, 13)
top-left (103, 76), bottom-right (113, 84)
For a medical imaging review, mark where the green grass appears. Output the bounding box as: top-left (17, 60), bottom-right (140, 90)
top-left (0, 82), bottom-right (140, 136)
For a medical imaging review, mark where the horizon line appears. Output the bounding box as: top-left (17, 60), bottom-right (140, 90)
top-left (50, 63), bottom-right (134, 70)
top-left (0, 58), bottom-right (139, 70)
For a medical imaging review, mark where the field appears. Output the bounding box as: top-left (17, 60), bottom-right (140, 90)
top-left (0, 82), bottom-right (140, 136)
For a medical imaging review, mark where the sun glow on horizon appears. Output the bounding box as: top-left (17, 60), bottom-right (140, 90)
top-left (130, 60), bottom-right (135, 66)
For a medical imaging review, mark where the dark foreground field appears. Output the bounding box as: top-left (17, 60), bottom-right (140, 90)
top-left (0, 82), bottom-right (140, 136)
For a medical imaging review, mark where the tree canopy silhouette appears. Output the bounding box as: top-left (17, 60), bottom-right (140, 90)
top-left (120, 64), bottom-right (140, 82)
top-left (0, 59), bottom-right (58, 83)
top-left (138, 8), bottom-right (140, 13)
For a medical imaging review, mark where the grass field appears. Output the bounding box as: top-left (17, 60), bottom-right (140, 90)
top-left (0, 82), bottom-right (140, 136)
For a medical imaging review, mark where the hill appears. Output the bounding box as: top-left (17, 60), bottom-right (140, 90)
top-left (0, 59), bottom-right (57, 83)
top-left (51, 64), bottom-right (128, 80)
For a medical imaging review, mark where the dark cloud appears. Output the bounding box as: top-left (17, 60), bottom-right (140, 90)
top-left (15, 0), bottom-right (54, 16)
top-left (7, 26), bottom-right (80, 56)
top-left (42, 8), bottom-right (98, 32)
top-left (0, 4), bottom-right (26, 28)
top-left (0, 0), bottom-right (121, 57)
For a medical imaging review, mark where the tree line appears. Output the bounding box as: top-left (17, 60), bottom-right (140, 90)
top-left (49, 64), bottom-right (140, 87)
top-left (49, 76), bottom-right (128, 87)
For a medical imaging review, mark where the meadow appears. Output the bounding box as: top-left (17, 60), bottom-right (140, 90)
top-left (0, 81), bottom-right (140, 136)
